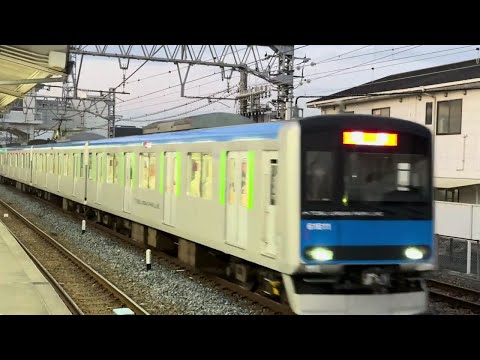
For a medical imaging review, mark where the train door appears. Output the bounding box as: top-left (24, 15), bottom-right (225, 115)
top-left (123, 153), bottom-right (133, 213)
top-left (262, 152), bottom-right (278, 257)
top-left (225, 151), bottom-right (248, 248)
top-left (163, 152), bottom-right (176, 227)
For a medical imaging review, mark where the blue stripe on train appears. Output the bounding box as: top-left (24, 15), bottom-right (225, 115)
top-left (300, 219), bottom-right (433, 264)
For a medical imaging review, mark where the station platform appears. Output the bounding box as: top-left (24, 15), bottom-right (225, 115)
top-left (0, 220), bottom-right (71, 315)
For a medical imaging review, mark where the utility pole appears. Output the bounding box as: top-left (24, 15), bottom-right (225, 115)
top-left (107, 88), bottom-right (116, 138)
top-left (239, 70), bottom-right (248, 116)
top-left (272, 45), bottom-right (295, 120)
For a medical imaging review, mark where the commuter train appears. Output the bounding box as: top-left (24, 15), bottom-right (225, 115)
top-left (0, 114), bottom-right (434, 314)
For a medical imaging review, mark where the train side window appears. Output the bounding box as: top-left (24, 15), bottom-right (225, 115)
top-left (241, 158), bottom-right (248, 208)
top-left (64, 154), bottom-right (67, 175)
top-left (97, 153), bottom-right (103, 182)
top-left (140, 153), bottom-right (149, 189)
top-left (69, 154), bottom-right (74, 176)
top-left (148, 154), bottom-right (156, 190)
top-left (59, 154), bottom-right (63, 175)
top-left (113, 154), bottom-right (119, 184)
top-left (188, 152), bottom-right (202, 197)
top-left (106, 153), bottom-right (114, 183)
top-left (201, 154), bottom-right (212, 200)
top-left (74, 154), bottom-right (79, 178)
top-left (187, 152), bottom-right (212, 199)
top-left (80, 153), bottom-right (84, 178)
top-left (88, 153), bottom-right (93, 180)
top-left (228, 156), bottom-right (236, 205)
top-left (140, 153), bottom-right (156, 190)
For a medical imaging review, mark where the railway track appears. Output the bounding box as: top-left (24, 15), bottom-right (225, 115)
top-left (0, 198), bottom-right (149, 315)
top-left (427, 279), bottom-right (480, 314)
top-left (79, 212), bottom-right (294, 315)
top-left (24, 190), bottom-right (293, 315)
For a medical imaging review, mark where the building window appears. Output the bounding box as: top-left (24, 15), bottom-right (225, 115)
top-left (437, 99), bottom-right (462, 135)
top-left (372, 107), bottom-right (390, 117)
top-left (425, 102), bottom-right (432, 125)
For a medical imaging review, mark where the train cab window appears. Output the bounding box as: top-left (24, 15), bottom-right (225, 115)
top-left (304, 151), bottom-right (333, 202)
top-left (344, 153), bottom-right (429, 202)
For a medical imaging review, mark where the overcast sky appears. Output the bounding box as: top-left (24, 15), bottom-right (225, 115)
top-left (40, 45), bottom-right (480, 128)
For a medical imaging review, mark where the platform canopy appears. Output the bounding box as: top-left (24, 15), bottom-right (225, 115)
top-left (0, 45), bottom-right (69, 112)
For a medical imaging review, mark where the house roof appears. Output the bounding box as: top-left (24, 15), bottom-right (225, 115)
top-left (306, 58), bottom-right (480, 104)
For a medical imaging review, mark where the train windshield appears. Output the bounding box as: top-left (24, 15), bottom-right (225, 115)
top-left (302, 144), bottom-right (432, 219)
top-left (343, 152), bottom-right (429, 203)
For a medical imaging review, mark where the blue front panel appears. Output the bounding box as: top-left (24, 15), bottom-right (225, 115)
top-left (300, 219), bottom-right (433, 264)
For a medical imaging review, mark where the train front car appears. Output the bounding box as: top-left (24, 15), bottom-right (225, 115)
top-left (286, 114), bottom-right (434, 315)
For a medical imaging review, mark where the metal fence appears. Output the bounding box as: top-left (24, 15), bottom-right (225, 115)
top-left (436, 235), bottom-right (480, 278)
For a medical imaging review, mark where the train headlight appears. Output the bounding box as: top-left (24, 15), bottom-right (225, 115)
top-left (405, 247), bottom-right (424, 260)
top-left (306, 247), bottom-right (334, 261)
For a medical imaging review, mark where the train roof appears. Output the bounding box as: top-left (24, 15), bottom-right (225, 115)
top-left (0, 114), bottom-right (429, 152)
top-left (2, 121), bottom-right (286, 151)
